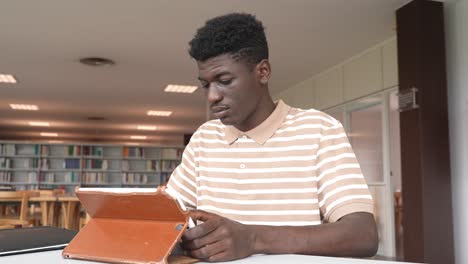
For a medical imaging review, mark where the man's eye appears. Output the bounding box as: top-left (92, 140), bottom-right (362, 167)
top-left (200, 83), bottom-right (209, 89)
top-left (219, 79), bottom-right (232, 85)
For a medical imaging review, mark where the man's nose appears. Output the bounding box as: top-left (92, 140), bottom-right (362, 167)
top-left (207, 85), bottom-right (222, 104)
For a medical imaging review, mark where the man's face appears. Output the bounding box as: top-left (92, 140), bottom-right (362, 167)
top-left (197, 54), bottom-right (265, 131)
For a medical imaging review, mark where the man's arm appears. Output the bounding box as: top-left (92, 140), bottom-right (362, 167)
top-left (181, 210), bottom-right (378, 262)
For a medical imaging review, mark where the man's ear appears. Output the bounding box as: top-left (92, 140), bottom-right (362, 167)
top-left (256, 59), bottom-right (271, 85)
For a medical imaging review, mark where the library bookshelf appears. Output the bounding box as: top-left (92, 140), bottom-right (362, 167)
top-left (0, 141), bottom-right (183, 193)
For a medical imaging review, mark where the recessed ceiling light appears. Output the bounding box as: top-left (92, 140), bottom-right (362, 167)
top-left (48, 140), bottom-right (64, 144)
top-left (29, 122), bottom-right (50, 127)
top-left (40, 132), bottom-right (58, 137)
top-left (79, 57), bottom-right (115, 67)
top-left (10, 104), bottom-right (39, 111)
top-left (130, 136), bottom-right (147, 140)
top-left (164, 84), bottom-right (198, 94)
top-left (137, 125), bottom-right (157, 131)
top-left (126, 142), bottom-right (140, 146)
top-left (147, 110), bottom-right (172, 116)
top-left (0, 74), bottom-right (17, 83)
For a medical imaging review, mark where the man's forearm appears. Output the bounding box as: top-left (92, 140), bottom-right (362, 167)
top-left (250, 212), bottom-right (378, 257)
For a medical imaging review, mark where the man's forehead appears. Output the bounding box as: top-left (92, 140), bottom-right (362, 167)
top-left (197, 55), bottom-right (238, 78)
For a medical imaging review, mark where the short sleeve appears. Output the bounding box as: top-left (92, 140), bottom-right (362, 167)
top-left (166, 139), bottom-right (198, 209)
top-left (316, 118), bottom-right (374, 223)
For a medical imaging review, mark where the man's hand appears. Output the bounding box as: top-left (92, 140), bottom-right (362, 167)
top-left (180, 211), bottom-right (377, 262)
top-left (181, 210), bottom-right (255, 262)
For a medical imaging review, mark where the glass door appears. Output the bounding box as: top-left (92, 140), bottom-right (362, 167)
top-left (325, 90), bottom-right (399, 258)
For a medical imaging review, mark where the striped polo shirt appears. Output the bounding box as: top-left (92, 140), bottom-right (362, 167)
top-left (166, 100), bottom-right (374, 226)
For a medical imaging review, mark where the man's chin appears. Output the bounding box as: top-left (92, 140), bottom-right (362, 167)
top-left (218, 116), bottom-right (235, 126)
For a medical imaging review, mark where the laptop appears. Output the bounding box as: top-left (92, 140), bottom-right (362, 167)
top-left (0, 226), bottom-right (77, 256)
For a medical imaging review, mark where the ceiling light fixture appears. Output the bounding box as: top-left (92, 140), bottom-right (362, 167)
top-left (29, 122), bottom-right (50, 127)
top-left (0, 74), bottom-right (17, 83)
top-left (10, 104), bottom-right (39, 111)
top-left (164, 84), bottom-right (198, 94)
top-left (137, 126), bottom-right (157, 131)
top-left (40, 132), bottom-right (58, 137)
top-left (130, 136), bottom-right (147, 140)
top-left (48, 140), bottom-right (64, 144)
top-left (147, 110), bottom-right (172, 116)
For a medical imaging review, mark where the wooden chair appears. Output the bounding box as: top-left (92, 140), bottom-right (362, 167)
top-left (0, 191), bottom-right (30, 221)
top-left (30, 189), bottom-right (65, 227)
top-left (0, 219), bottom-right (30, 229)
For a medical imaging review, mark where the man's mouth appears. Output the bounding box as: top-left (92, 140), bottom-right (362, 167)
top-left (211, 105), bottom-right (229, 118)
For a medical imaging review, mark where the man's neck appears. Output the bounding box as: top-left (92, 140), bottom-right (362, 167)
top-left (235, 95), bottom-right (276, 132)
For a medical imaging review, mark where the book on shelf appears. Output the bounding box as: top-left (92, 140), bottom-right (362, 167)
top-left (146, 160), bottom-right (160, 171)
top-left (83, 146), bottom-right (103, 157)
top-left (82, 172), bottom-right (106, 184)
top-left (102, 160), bottom-right (108, 170)
top-left (28, 172), bottom-right (37, 183)
top-left (121, 173), bottom-right (148, 185)
top-left (46, 173), bottom-right (55, 183)
top-left (40, 145), bottom-right (49, 156)
top-left (160, 172), bottom-right (170, 184)
top-left (121, 160), bottom-right (129, 171)
top-left (161, 160), bottom-right (179, 171)
top-left (66, 145), bottom-right (81, 156)
top-left (162, 148), bottom-right (182, 159)
top-left (23, 158), bottom-right (38, 169)
top-left (0, 158), bottom-right (12, 169)
top-left (64, 172), bottom-right (77, 183)
top-left (40, 158), bottom-right (49, 170)
top-left (15, 144), bottom-right (38, 156)
top-left (0, 172), bottom-right (11, 183)
top-left (0, 144), bottom-right (16, 156)
top-left (122, 147), bottom-right (144, 158)
top-left (38, 172), bottom-right (54, 184)
top-left (63, 159), bottom-right (80, 169)
top-left (83, 159), bottom-right (107, 170)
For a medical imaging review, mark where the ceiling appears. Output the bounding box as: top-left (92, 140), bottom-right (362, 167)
top-left (0, 0), bottom-right (408, 146)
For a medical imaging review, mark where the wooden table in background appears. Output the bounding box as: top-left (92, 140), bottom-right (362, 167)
top-left (57, 196), bottom-right (80, 230)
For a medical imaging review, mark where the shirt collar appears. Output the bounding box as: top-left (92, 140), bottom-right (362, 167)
top-left (224, 100), bottom-right (291, 145)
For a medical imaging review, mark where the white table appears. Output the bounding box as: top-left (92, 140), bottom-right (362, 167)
top-left (0, 250), bottom-right (418, 264)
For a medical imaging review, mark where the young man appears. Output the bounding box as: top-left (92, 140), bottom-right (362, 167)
top-left (166, 13), bottom-right (378, 262)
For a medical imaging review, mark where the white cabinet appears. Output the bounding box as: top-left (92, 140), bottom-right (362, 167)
top-left (382, 38), bottom-right (399, 89)
top-left (315, 67), bottom-right (344, 109)
top-left (343, 48), bottom-right (383, 101)
top-left (278, 78), bottom-right (315, 109)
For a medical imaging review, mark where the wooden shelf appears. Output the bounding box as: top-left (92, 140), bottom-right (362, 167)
top-left (0, 141), bottom-right (182, 192)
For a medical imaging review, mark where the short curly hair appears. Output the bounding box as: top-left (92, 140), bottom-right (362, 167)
top-left (188, 13), bottom-right (269, 67)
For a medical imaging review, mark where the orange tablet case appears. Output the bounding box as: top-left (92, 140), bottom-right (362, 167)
top-left (62, 188), bottom-right (193, 264)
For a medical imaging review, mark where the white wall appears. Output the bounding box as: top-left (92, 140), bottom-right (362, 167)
top-left (444, 0), bottom-right (468, 263)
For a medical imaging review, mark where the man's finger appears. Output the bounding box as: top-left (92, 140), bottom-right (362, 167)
top-left (181, 225), bottom-right (224, 250)
top-left (189, 240), bottom-right (226, 260)
top-left (182, 217), bottom-right (219, 240)
top-left (189, 210), bottom-right (217, 222)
